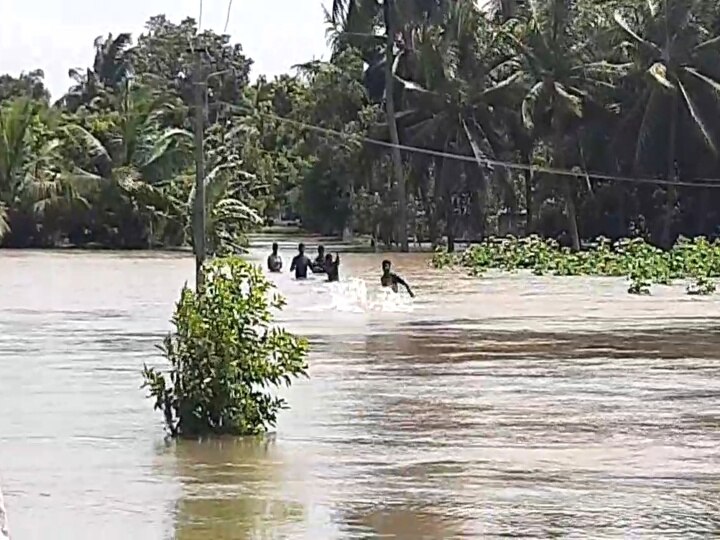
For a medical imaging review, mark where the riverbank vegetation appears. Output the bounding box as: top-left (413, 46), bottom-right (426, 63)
top-left (432, 235), bottom-right (720, 295)
top-left (2, 1), bottom-right (720, 251)
top-left (142, 257), bottom-right (308, 437)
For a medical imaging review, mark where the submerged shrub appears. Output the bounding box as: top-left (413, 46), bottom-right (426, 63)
top-left (143, 257), bottom-right (308, 438)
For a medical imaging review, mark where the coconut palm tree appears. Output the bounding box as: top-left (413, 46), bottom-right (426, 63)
top-left (64, 82), bottom-right (191, 181)
top-left (93, 33), bottom-right (133, 89)
top-left (612, 0), bottom-right (720, 246)
top-left (61, 33), bottom-right (133, 111)
top-left (62, 82), bottom-right (193, 246)
top-left (0, 98), bottom-right (91, 245)
top-left (507, 0), bottom-right (621, 250)
top-left (395, 0), bottom-right (523, 246)
top-left (330, 0), bottom-right (449, 250)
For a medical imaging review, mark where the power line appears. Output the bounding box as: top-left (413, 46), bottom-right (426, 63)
top-left (215, 100), bottom-right (720, 190)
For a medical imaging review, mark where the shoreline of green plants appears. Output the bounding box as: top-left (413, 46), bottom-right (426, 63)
top-left (431, 235), bottom-right (720, 295)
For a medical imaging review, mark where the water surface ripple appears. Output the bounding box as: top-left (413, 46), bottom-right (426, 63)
top-left (1, 247), bottom-right (719, 539)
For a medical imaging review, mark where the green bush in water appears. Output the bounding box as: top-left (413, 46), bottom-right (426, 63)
top-left (431, 235), bottom-right (720, 296)
top-left (143, 257), bottom-right (309, 438)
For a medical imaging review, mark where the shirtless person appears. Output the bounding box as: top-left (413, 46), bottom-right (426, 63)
top-left (324, 253), bottom-right (340, 282)
top-left (380, 259), bottom-right (414, 297)
top-left (312, 245), bottom-right (326, 273)
top-left (290, 243), bottom-right (313, 279)
top-left (267, 242), bottom-right (282, 272)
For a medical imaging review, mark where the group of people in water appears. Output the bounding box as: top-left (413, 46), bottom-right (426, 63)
top-left (267, 242), bottom-right (414, 297)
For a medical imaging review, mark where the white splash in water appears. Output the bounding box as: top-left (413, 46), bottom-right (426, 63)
top-left (326, 278), bottom-right (414, 313)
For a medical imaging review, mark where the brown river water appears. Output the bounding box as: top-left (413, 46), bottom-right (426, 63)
top-left (1, 239), bottom-right (720, 539)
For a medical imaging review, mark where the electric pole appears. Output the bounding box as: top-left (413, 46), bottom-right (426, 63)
top-left (192, 44), bottom-right (207, 291)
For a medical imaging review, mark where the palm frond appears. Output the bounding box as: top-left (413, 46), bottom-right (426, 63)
top-left (694, 34), bottom-right (720, 52)
top-left (522, 81), bottom-right (544, 131)
top-left (613, 10), bottom-right (663, 56)
top-left (62, 124), bottom-right (112, 164)
top-left (140, 128), bottom-right (193, 169)
top-left (554, 83), bottom-right (583, 117)
top-left (479, 72), bottom-right (523, 102)
top-left (213, 198), bottom-right (263, 224)
top-left (684, 66), bottom-right (720, 96)
top-left (677, 79), bottom-right (717, 154)
top-left (634, 88), bottom-right (663, 170)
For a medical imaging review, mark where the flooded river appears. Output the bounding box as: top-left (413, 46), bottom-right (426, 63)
top-left (1, 241), bottom-right (720, 539)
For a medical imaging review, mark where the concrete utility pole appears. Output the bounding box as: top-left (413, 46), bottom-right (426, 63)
top-left (192, 44), bottom-right (207, 291)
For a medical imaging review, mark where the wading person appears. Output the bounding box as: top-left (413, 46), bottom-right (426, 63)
top-left (324, 253), bottom-right (340, 282)
top-left (267, 242), bottom-right (282, 272)
top-left (290, 243), bottom-right (313, 279)
top-left (381, 260), bottom-right (414, 297)
top-left (312, 245), bottom-right (326, 273)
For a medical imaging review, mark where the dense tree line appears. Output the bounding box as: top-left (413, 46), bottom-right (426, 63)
top-left (2, 1), bottom-right (720, 251)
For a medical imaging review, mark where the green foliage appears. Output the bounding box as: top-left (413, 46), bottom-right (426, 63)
top-left (142, 257), bottom-right (309, 438)
top-left (4, 2), bottom-right (720, 250)
top-left (0, 70), bottom-right (50, 103)
top-left (432, 235), bottom-right (720, 295)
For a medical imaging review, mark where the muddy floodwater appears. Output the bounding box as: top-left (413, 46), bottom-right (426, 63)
top-left (1, 240), bottom-right (720, 539)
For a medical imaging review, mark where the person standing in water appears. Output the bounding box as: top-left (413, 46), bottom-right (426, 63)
top-left (267, 242), bottom-right (282, 272)
top-left (312, 245), bottom-right (326, 273)
top-left (290, 243), bottom-right (313, 279)
top-left (324, 252), bottom-right (340, 282)
top-left (381, 259), bottom-right (414, 297)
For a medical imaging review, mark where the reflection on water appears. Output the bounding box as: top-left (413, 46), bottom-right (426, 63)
top-left (1, 247), bottom-right (720, 538)
top-left (173, 438), bottom-right (305, 539)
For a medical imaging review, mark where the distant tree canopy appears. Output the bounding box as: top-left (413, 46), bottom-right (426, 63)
top-left (2, 1), bottom-right (720, 250)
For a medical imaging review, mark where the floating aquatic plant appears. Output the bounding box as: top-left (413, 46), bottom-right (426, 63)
top-left (432, 235), bottom-right (720, 296)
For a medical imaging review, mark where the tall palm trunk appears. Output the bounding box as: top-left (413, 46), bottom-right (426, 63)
top-left (383, 0), bottom-right (408, 252)
top-left (660, 97), bottom-right (678, 249)
top-left (440, 156), bottom-right (457, 252)
top-left (553, 127), bottom-right (580, 251)
top-left (524, 167), bottom-right (534, 234)
top-left (522, 146), bottom-right (534, 233)
top-left (419, 163), bottom-right (438, 247)
top-left (471, 165), bottom-right (488, 239)
top-left (445, 189), bottom-right (456, 253)
top-left (564, 179), bottom-right (580, 251)
top-left (429, 156), bottom-right (444, 247)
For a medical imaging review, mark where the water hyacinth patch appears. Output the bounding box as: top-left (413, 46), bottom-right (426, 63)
top-left (432, 235), bottom-right (720, 296)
